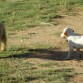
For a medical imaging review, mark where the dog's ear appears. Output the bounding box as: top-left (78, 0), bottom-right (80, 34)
top-left (64, 31), bottom-right (68, 36)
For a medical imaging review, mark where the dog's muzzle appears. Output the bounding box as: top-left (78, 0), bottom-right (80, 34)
top-left (61, 33), bottom-right (65, 38)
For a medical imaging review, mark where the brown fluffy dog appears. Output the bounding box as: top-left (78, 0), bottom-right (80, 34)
top-left (0, 22), bottom-right (7, 51)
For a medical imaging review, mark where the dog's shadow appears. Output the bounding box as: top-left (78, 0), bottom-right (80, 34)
top-left (0, 48), bottom-right (83, 60)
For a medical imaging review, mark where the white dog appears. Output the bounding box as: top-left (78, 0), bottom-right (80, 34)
top-left (61, 27), bottom-right (83, 59)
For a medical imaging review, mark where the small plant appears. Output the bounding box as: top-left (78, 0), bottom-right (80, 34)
top-left (53, 32), bottom-right (61, 37)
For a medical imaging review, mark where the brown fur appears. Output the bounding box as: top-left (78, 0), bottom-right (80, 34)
top-left (0, 22), bottom-right (7, 51)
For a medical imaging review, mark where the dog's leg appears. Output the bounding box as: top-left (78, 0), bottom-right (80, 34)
top-left (1, 41), bottom-right (6, 51)
top-left (65, 48), bottom-right (73, 60)
top-left (77, 49), bottom-right (81, 59)
top-left (0, 40), bottom-right (1, 51)
top-left (1, 31), bottom-right (7, 51)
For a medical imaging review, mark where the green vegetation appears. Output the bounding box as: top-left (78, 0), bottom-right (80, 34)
top-left (0, 59), bottom-right (76, 83)
top-left (0, 0), bottom-right (83, 30)
top-left (53, 32), bottom-right (62, 37)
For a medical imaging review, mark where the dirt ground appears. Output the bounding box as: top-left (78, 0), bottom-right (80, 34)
top-left (8, 12), bottom-right (83, 83)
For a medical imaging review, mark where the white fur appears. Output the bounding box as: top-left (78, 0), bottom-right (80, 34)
top-left (61, 27), bottom-right (83, 59)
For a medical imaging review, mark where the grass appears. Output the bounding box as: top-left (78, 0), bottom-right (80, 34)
top-left (0, 0), bottom-right (83, 30)
top-left (31, 43), bottom-right (53, 49)
top-left (0, 58), bottom-right (75, 83)
top-left (0, 44), bottom-right (83, 83)
top-left (53, 31), bottom-right (62, 37)
top-left (1, 55), bottom-right (82, 83)
top-left (0, 0), bottom-right (83, 83)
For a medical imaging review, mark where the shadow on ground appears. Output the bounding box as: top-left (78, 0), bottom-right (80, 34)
top-left (0, 48), bottom-right (83, 61)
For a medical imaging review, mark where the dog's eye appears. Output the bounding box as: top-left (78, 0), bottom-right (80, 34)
top-left (72, 30), bottom-right (74, 32)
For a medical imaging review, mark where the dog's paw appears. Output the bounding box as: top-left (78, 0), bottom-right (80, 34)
top-left (79, 54), bottom-right (82, 58)
top-left (78, 54), bottom-right (82, 60)
top-left (65, 57), bottom-right (71, 60)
